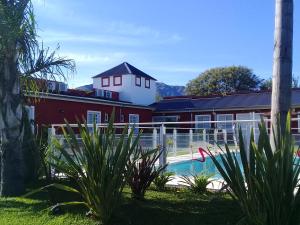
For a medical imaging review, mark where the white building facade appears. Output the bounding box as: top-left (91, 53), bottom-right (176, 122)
top-left (92, 62), bottom-right (157, 106)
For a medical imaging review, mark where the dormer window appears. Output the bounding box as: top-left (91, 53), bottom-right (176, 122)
top-left (113, 75), bottom-right (122, 86)
top-left (101, 77), bottom-right (110, 87)
top-left (135, 76), bottom-right (141, 87)
top-left (145, 78), bottom-right (150, 88)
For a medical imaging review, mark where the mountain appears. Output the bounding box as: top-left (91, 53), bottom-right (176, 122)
top-left (76, 84), bottom-right (93, 91)
top-left (156, 82), bottom-right (185, 97)
top-left (76, 82), bottom-right (186, 97)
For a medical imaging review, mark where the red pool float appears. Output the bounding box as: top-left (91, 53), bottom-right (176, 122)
top-left (193, 147), bottom-right (208, 162)
top-left (297, 149), bottom-right (300, 157)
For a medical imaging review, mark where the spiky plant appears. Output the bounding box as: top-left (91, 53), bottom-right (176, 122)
top-left (126, 148), bottom-right (167, 199)
top-left (180, 173), bottom-right (213, 194)
top-left (29, 114), bottom-right (141, 224)
top-left (153, 172), bottom-right (174, 191)
top-left (208, 114), bottom-right (300, 225)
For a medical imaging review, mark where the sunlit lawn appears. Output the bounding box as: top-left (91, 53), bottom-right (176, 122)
top-left (0, 187), bottom-right (242, 225)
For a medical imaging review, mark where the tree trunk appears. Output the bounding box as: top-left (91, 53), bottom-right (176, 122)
top-left (270, 0), bottom-right (293, 146)
top-left (0, 50), bottom-right (25, 196)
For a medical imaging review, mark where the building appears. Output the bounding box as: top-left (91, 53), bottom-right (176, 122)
top-left (151, 90), bottom-right (300, 132)
top-left (92, 62), bottom-right (157, 106)
top-left (27, 62), bottom-right (300, 134)
top-left (26, 62), bottom-right (156, 128)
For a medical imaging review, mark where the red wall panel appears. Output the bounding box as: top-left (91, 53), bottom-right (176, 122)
top-left (30, 97), bottom-right (153, 126)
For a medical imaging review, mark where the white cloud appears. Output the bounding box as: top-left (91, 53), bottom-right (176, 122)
top-left (149, 65), bottom-right (202, 73)
top-left (38, 30), bottom-right (143, 47)
top-left (59, 51), bottom-right (128, 65)
top-left (39, 28), bottom-right (182, 47)
top-left (32, 1), bottom-right (183, 46)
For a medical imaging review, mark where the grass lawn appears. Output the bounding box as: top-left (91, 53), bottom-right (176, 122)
top-left (0, 187), bottom-right (242, 225)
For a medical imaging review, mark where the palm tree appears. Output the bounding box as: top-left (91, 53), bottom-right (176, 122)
top-left (270, 0), bottom-right (294, 144)
top-left (0, 1), bottom-right (75, 196)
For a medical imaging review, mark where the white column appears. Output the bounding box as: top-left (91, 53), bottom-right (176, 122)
top-left (223, 129), bottom-right (227, 144)
top-left (203, 129), bottom-right (206, 142)
top-left (159, 124), bottom-right (167, 167)
top-left (214, 129), bottom-right (218, 143)
top-left (189, 129), bottom-right (193, 154)
top-left (153, 128), bottom-right (158, 149)
top-left (173, 128), bottom-right (177, 153)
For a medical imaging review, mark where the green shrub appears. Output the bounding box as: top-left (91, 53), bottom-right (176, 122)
top-left (153, 172), bottom-right (174, 191)
top-left (180, 173), bottom-right (213, 194)
top-left (34, 114), bottom-right (141, 224)
top-left (126, 148), bottom-right (167, 199)
top-left (208, 114), bottom-right (300, 225)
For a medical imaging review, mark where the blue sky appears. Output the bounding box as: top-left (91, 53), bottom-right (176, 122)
top-left (32, 0), bottom-right (300, 88)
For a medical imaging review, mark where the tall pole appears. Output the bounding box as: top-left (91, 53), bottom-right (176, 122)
top-left (270, 0), bottom-right (293, 147)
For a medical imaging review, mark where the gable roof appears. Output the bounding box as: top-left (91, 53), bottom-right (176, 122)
top-left (151, 90), bottom-right (300, 112)
top-left (93, 62), bottom-right (157, 80)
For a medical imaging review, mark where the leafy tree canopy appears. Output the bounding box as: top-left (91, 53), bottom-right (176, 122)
top-left (260, 76), bottom-right (299, 90)
top-left (186, 66), bottom-right (261, 96)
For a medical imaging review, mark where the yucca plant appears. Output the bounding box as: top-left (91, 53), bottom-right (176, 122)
top-left (29, 113), bottom-right (141, 224)
top-left (153, 172), bottom-right (174, 191)
top-left (208, 114), bottom-right (300, 225)
top-left (126, 148), bottom-right (167, 199)
top-left (180, 173), bottom-right (213, 194)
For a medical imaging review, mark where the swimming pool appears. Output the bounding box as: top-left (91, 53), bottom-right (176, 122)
top-left (167, 153), bottom-right (242, 179)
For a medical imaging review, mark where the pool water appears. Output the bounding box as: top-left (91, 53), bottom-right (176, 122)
top-left (167, 153), bottom-right (242, 179)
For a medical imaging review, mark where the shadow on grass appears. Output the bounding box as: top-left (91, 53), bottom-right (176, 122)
top-left (112, 190), bottom-right (242, 225)
top-left (13, 182), bottom-right (242, 225)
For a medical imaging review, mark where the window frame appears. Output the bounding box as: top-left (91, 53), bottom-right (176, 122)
top-left (101, 77), bottom-right (110, 87)
top-left (113, 75), bottom-right (122, 86)
top-left (152, 115), bottom-right (179, 123)
top-left (216, 114), bottom-right (234, 130)
top-left (195, 114), bottom-right (211, 129)
top-left (104, 113), bottom-right (109, 122)
top-left (129, 114), bottom-right (140, 124)
top-left (145, 78), bottom-right (150, 88)
top-left (135, 76), bottom-right (141, 87)
top-left (87, 110), bottom-right (101, 124)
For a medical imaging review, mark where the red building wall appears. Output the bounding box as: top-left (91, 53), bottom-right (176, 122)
top-left (29, 97), bottom-right (153, 127)
top-left (153, 108), bottom-right (300, 131)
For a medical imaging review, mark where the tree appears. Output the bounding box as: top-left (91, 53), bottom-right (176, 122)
top-left (0, 1), bottom-right (75, 196)
top-left (270, 0), bottom-right (293, 142)
top-left (260, 75), bottom-right (298, 90)
top-left (186, 66), bottom-right (261, 96)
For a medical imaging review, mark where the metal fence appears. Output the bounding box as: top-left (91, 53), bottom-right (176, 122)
top-left (49, 118), bottom-right (300, 165)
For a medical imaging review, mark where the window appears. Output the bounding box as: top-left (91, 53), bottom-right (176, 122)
top-left (104, 113), bottom-right (109, 122)
top-left (145, 78), bottom-right (150, 88)
top-left (101, 77), bottom-right (110, 87)
top-left (104, 90), bottom-right (112, 99)
top-left (129, 114), bottom-right (139, 133)
top-left (129, 114), bottom-right (139, 124)
top-left (236, 113), bottom-right (261, 131)
top-left (135, 76), bottom-right (141, 86)
top-left (87, 111), bottom-right (101, 124)
top-left (47, 81), bottom-right (56, 91)
top-left (153, 116), bottom-right (179, 122)
top-left (113, 75), bottom-right (122, 86)
top-left (120, 114), bottom-right (125, 123)
top-left (58, 82), bottom-right (68, 92)
top-left (217, 114), bottom-right (233, 130)
top-left (195, 115), bottom-right (211, 129)
top-left (95, 89), bottom-right (104, 97)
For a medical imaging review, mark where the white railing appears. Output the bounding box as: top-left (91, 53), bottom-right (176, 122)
top-left (49, 118), bottom-right (300, 166)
